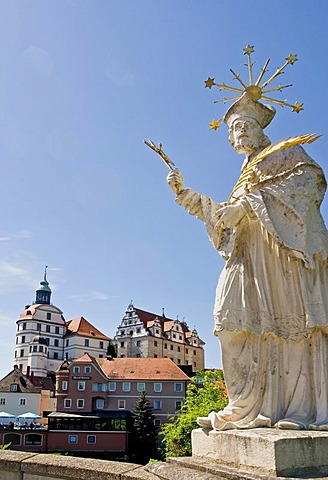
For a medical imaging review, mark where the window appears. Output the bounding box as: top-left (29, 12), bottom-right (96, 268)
top-left (95, 399), bottom-right (104, 409)
top-left (54, 339), bottom-right (59, 347)
top-left (136, 340), bottom-right (141, 347)
top-left (164, 343), bottom-right (167, 349)
top-left (46, 325), bottom-right (51, 333)
top-left (55, 326), bottom-right (60, 334)
top-left (193, 350), bottom-right (196, 355)
top-left (66, 339), bottom-right (69, 347)
top-left (77, 399), bottom-right (84, 408)
top-left (22, 336), bottom-right (26, 344)
top-left (175, 400), bottom-right (182, 411)
top-left (154, 419), bottom-right (161, 427)
top-left (177, 346), bottom-right (181, 352)
top-left (137, 383), bottom-right (145, 392)
top-left (19, 398), bottom-right (26, 406)
top-left (54, 352), bottom-right (58, 359)
top-left (154, 383), bottom-right (162, 393)
top-left (33, 346), bottom-right (37, 352)
top-left (173, 333), bottom-right (176, 338)
top-left (36, 323), bottom-right (41, 331)
top-left (68, 435), bottom-right (77, 444)
top-left (64, 399), bottom-right (71, 408)
top-left (0, 398), bottom-right (6, 405)
top-left (170, 345), bottom-right (174, 351)
top-left (174, 383), bottom-right (183, 392)
top-left (77, 381), bottom-right (85, 391)
top-left (46, 313), bottom-right (51, 320)
top-left (155, 329), bottom-right (159, 334)
top-left (120, 341), bottom-right (125, 348)
top-left (39, 346), bottom-right (43, 353)
top-left (84, 339), bottom-right (89, 347)
top-left (84, 366), bottom-right (91, 374)
top-left (73, 366), bottom-right (80, 374)
top-left (22, 323), bottom-right (26, 330)
top-left (87, 435), bottom-right (96, 444)
top-left (92, 383), bottom-right (106, 392)
top-left (25, 434), bottom-right (42, 446)
top-left (20, 349), bottom-right (24, 357)
top-left (154, 340), bottom-right (158, 347)
top-left (99, 341), bottom-right (104, 349)
top-left (136, 353), bottom-right (141, 358)
top-left (186, 348), bottom-right (189, 354)
top-left (108, 382), bottom-right (116, 392)
top-left (122, 382), bottom-right (131, 392)
top-left (62, 381), bottom-right (68, 391)
top-left (118, 400), bottom-right (126, 409)
top-left (10, 384), bottom-right (18, 392)
top-left (154, 400), bottom-right (162, 410)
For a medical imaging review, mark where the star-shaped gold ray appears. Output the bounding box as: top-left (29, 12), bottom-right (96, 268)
top-left (205, 46), bottom-right (303, 130)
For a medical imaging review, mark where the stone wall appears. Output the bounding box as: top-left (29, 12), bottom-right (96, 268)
top-left (0, 450), bottom-right (157, 480)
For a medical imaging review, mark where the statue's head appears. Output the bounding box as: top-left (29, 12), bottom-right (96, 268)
top-left (224, 93), bottom-right (275, 155)
top-left (228, 117), bottom-right (271, 155)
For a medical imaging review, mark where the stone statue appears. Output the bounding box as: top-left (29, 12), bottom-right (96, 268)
top-left (166, 89), bottom-right (328, 430)
top-left (146, 47), bottom-right (328, 431)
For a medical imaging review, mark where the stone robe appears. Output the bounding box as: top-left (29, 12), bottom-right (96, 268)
top-left (176, 145), bottom-right (328, 430)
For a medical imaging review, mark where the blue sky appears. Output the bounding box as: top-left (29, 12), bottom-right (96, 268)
top-left (0, 0), bottom-right (328, 379)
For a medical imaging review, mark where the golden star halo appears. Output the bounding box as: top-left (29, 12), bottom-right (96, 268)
top-left (205, 46), bottom-right (303, 130)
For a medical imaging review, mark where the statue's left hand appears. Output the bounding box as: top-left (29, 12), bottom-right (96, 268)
top-left (215, 202), bottom-right (246, 229)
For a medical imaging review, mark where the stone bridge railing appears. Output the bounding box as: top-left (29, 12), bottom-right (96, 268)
top-left (0, 450), bottom-right (154, 480)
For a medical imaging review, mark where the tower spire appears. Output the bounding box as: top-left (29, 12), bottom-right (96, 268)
top-left (35, 266), bottom-right (52, 304)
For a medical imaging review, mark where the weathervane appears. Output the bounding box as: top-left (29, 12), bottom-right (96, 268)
top-left (206, 45), bottom-right (303, 131)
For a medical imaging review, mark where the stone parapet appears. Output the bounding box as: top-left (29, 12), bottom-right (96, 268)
top-left (0, 451), bottom-right (158, 480)
top-left (191, 428), bottom-right (328, 478)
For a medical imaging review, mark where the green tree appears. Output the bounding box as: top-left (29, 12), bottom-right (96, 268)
top-left (106, 341), bottom-right (117, 358)
top-left (161, 370), bottom-right (228, 457)
top-left (130, 390), bottom-right (161, 464)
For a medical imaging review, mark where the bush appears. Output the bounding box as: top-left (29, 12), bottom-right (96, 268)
top-left (161, 370), bottom-right (227, 457)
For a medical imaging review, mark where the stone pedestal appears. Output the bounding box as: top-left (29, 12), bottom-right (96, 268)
top-left (192, 428), bottom-right (328, 478)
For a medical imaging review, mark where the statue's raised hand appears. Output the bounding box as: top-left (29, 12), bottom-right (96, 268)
top-left (167, 168), bottom-right (184, 195)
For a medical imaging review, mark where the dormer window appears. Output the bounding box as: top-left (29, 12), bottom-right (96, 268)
top-left (10, 384), bottom-right (18, 392)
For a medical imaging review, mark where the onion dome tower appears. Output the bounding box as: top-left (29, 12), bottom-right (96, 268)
top-left (35, 266), bottom-right (52, 305)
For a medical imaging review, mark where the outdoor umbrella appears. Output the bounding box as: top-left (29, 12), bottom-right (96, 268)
top-left (0, 412), bottom-right (16, 424)
top-left (16, 412), bottom-right (41, 421)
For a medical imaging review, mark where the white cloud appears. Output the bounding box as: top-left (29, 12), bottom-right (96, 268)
top-left (67, 291), bottom-right (110, 302)
top-left (0, 260), bottom-right (36, 295)
top-left (14, 231), bottom-right (33, 239)
top-left (0, 231), bottom-right (33, 242)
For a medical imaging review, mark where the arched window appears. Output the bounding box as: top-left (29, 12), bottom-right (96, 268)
top-left (3, 433), bottom-right (21, 445)
top-left (25, 433), bottom-right (42, 446)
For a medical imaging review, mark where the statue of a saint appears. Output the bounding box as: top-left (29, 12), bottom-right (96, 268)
top-left (166, 86), bottom-right (328, 430)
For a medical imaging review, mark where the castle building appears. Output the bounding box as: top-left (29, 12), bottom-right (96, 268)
top-left (14, 270), bottom-right (110, 377)
top-left (114, 303), bottom-right (205, 371)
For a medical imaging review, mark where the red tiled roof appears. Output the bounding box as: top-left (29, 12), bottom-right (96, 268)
top-left (95, 357), bottom-right (190, 381)
top-left (65, 317), bottom-right (110, 340)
